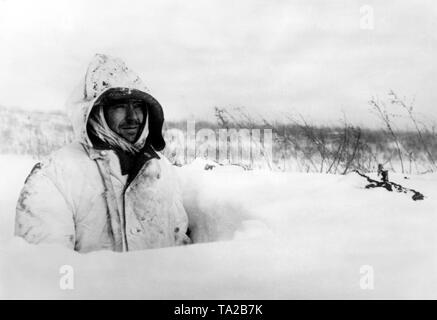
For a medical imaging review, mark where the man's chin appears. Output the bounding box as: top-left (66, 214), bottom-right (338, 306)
top-left (119, 128), bottom-right (139, 141)
top-left (119, 132), bottom-right (138, 143)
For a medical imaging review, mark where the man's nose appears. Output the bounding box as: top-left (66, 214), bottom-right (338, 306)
top-left (125, 103), bottom-right (139, 121)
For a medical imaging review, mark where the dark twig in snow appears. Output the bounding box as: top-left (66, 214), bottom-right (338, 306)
top-left (354, 170), bottom-right (425, 201)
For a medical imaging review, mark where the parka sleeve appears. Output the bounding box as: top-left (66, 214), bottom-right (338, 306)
top-left (167, 162), bottom-right (191, 246)
top-left (173, 189), bottom-right (191, 245)
top-left (15, 162), bottom-right (76, 249)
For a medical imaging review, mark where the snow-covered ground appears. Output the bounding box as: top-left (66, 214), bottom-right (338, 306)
top-left (0, 155), bottom-right (436, 299)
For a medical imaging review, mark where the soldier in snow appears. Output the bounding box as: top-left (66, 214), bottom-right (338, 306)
top-left (15, 54), bottom-right (191, 253)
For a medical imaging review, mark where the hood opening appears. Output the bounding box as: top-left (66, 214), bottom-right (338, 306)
top-left (86, 87), bottom-right (166, 152)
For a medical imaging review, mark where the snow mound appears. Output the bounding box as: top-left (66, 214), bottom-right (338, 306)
top-left (1, 155), bottom-right (436, 299)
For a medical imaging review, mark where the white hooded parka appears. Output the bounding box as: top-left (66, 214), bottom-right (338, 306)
top-left (14, 54), bottom-right (190, 253)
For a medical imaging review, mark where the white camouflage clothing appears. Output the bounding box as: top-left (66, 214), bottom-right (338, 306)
top-left (15, 54), bottom-right (190, 253)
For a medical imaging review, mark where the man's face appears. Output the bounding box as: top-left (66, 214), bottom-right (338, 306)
top-left (104, 99), bottom-right (145, 143)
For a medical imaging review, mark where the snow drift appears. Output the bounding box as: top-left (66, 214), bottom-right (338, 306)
top-left (0, 155), bottom-right (436, 299)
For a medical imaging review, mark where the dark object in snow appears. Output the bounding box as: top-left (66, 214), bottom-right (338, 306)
top-left (354, 170), bottom-right (425, 201)
top-left (377, 163), bottom-right (383, 176)
top-left (377, 163), bottom-right (389, 182)
top-left (381, 170), bottom-right (389, 182)
top-left (202, 160), bottom-right (250, 171)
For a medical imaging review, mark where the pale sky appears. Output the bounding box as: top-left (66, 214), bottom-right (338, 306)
top-left (0, 0), bottom-right (436, 126)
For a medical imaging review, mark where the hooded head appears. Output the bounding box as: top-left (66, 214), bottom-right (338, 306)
top-left (66, 54), bottom-right (165, 153)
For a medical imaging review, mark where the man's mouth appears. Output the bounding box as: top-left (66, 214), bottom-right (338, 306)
top-left (121, 125), bottom-right (139, 130)
top-left (121, 126), bottom-right (139, 135)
